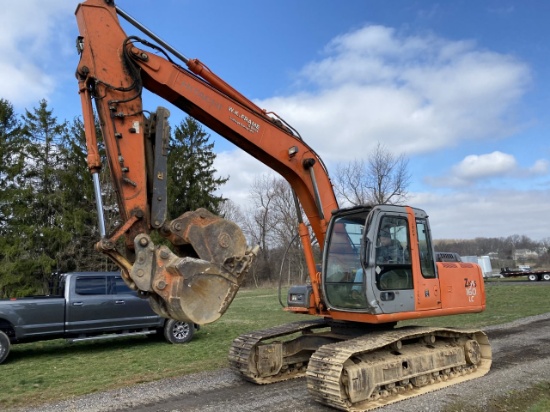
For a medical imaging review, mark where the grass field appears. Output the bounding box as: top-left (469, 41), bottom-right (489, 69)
top-left (1, 282), bottom-right (550, 409)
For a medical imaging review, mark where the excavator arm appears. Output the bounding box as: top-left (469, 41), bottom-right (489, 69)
top-left (75, 0), bottom-right (338, 323)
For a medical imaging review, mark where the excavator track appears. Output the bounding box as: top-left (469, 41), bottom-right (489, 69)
top-left (307, 326), bottom-right (491, 411)
top-left (230, 322), bottom-right (491, 411)
top-left (229, 319), bottom-right (332, 384)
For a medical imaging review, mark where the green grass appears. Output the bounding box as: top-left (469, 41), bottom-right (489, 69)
top-left (1, 284), bottom-right (550, 409)
top-left (443, 382), bottom-right (550, 412)
top-left (0, 288), bottom-right (308, 409)
top-left (402, 283), bottom-right (550, 328)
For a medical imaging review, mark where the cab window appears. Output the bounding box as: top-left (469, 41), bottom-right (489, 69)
top-left (324, 216), bottom-right (368, 309)
top-left (375, 217), bottom-right (413, 290)
top-left (114, 276), bottom-right (134, 294)
top-left (416, 219), bottom-right (436, 278)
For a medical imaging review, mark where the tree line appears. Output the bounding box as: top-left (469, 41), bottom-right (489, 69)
top-left (0, 98), bottom-right (225, 297)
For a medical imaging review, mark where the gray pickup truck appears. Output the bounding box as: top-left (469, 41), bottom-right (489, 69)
top-left (0, 271), bottom-right (197, 364)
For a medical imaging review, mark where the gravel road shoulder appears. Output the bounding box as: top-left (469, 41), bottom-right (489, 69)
top-left (10, 312), bottom-right (550, 412)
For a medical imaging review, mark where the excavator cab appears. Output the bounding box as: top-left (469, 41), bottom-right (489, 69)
top-left (318, 203), bottom-right (486, 319)
top-left (321, 204), bottom-right (437, 314)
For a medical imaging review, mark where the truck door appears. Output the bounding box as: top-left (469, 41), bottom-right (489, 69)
top-left (111, 275), bottom-right (160, 328)
top-left (65, 274), bottom-right (114, 334)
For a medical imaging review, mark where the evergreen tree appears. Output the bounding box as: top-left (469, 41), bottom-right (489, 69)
top-left (0, 108), bottom-right (231, 297)
top-left (0, 100), bottom-right (70, 296)
top-left (167, 117), bottom-right (228, 219)
top-left (54, 118), bottom-right (116, 272)
top-left (0, 99), bottom-right (24, 229)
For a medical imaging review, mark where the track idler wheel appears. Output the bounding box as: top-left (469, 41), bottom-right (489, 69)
top-left (464, 339), bottom-right (482, 365)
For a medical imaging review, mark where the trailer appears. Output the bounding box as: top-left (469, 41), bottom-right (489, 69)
top-left (500, 268), bottom-right (550, 282)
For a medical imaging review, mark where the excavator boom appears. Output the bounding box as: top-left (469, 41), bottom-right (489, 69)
top-left (75, 0), bottom-right (337, 323)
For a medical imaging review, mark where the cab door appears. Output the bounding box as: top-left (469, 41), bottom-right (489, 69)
top-left (370, 211), bottom-right (415, 314)
top-left (412, 216), bottom-right (441, 311)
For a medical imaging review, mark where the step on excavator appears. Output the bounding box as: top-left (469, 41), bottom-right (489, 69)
top-left (74, 1), bottom-right (491, 410)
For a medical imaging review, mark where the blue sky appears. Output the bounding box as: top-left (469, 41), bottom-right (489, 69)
top-left (2, 1), bottom-right (550, 240)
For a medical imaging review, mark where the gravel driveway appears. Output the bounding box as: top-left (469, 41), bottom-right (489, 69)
top-left (11, 311), bottom-right (550, 412)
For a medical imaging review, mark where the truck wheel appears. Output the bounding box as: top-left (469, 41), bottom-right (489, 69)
top-left (163, 320), bottom-right (194, 344)
top-left (542, 274), bottom-right (550, 281)
top-left (527, 274), bottom-right (538, 282)
top-left (0, 331), bottom-right (10, 364)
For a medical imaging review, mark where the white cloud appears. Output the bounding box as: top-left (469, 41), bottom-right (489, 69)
top-left (0, 1), bottom-right (75, 107)
top-left (529, 159), bottom-right (549, 175)
top-left (453, 151), bottom-right (518, 179)
top-left (211, 24), bottom-right (533, 224)
top-left (257, 25), bottom-right (529, 163)
top-left (214, 150), bottom-right (272, 205)
top-left (0, 62), bottom-right (54, 106)
top-left (410, 188), bottom-right (550, 240)
top-left (426, 151), bottom-right (549, 187)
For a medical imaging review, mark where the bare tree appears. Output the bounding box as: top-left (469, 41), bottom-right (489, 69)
top-left (245, 175), bottom-right (279, 248)
top-left (240, 174), bottom-right (279, 285)
top-left (218, 199), bottom-right (245, 227)
top-left (242, 174), bottom-right (308, 286)
top-left (333, 159), bottom-right (371, 206)
top-left (268, 178), bottom-right (308, 285)
top-left (334, 142), bottom-right (411, 206)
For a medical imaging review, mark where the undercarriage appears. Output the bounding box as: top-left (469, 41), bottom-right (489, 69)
top-left (229, 320), bottom-right (491, 411)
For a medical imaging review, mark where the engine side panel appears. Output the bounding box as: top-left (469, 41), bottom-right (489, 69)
top-left (438, 262), bottom-right (486, 311)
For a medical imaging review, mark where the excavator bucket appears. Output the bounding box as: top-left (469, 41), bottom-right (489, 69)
top-left (131, 209), bottom-right (258, 325)
top-left (149, 254), bottom-right (252, 324)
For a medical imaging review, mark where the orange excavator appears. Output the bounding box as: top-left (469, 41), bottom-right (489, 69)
top-left (74, 1), bottom-right (491, 410)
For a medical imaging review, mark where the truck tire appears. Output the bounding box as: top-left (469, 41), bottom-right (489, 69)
top-left (163, 319), bottom-right (194, 344)
top-left (528, 274), bottom-right (539, 282)
top-left (0, 331), bottom-right (10, 364)
top-left (542, 274), bottom-right (550, 281)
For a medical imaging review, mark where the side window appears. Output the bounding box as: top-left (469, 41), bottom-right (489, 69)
top-left (114, 276), bottom-right (134, 295)
top-left (376, 217), bottom-right (410, 265)
top-left (376, 217), bottom-right (413, 290)
top-left (59, 278), bottom-right (66, 296)
top-left (417, 219), bottom-right (436, 278)
top-left (51, 276), bottom-right (66, 296)
top-left (75, 277), bottom-right (108, 295)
